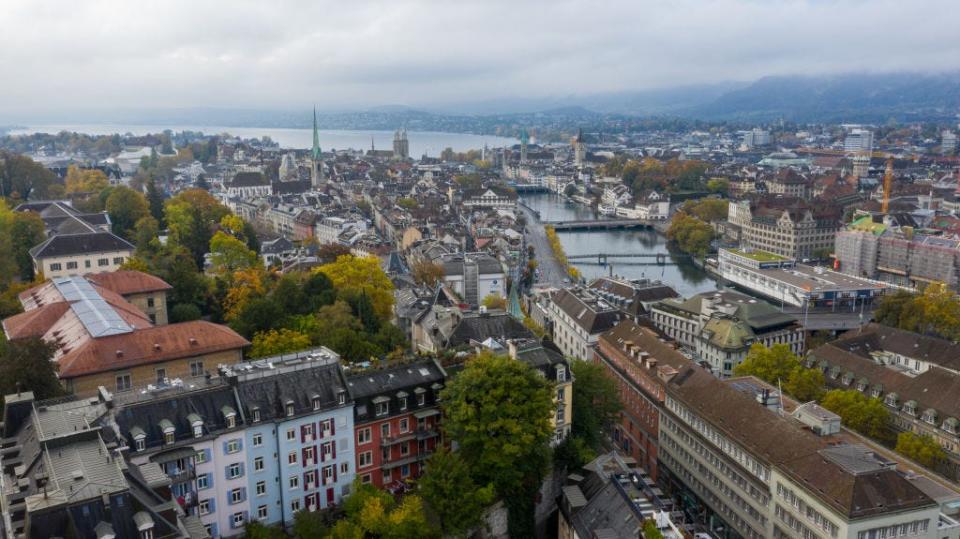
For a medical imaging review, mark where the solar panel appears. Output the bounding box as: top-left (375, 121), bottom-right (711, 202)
top-left (54, 277), bottom-right (133, 338)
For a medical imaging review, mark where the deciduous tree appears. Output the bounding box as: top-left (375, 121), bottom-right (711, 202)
top-left (821, 389), bottom-right (890, 440)
top-left (250, 328), bottom-right (312, 358)
top-left (209, 231), bottom-right (258, 273)
top-left (411, 259), bottom-right (445, 288)
top-left (896, 432), bottom-right (946, 468)
top-left (571, 360), bottom-right (622, 451)
top-left (318, 255), bottom-right (394, 321)
top-left (418, 448), bottom-right (495, 537)
top-left (105, 186), bottom-right (150, 240)
top-left (64, 165), bottom-right (109, 194)
top-left (10, 211), bottom-right (46, 282)
top-left (0, 337), bottom-right (64, 404)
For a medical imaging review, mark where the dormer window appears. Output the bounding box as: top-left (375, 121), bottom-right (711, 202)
top-left (252, 408), bottom-right (261, 423)
top-left (904, 400), bottom-right (917, 416)
top-left (188, 414), bottom-right (203, 438)
top-left (136, 437), bottom-right (146, 452)
top-left (374, 396), bottom-right (390, 417)
top-left (286, 401), bottom-right (295, 417)
top-left (870, 386), bottom-right (882, 399)
top-left (944, 418), bottom-right (959, 435)
top-left (856, 379), bottom-right (867, 392)
top-left (160, 419), bottom-right (175, 445)
top-left (337, 390), bottom-right (346, 406)
top-left (312, 395), bottom-right (322, 411)
top-left (556, 365), bottom-right (567, 382)
top-left (397, 391), bottom-right (408, 411)
top-left (923, 409), bottom-right (938, 425)
top-left (222, 406), bottom-right (237, 429)
top-left (885, 393), bottom-right (899, 408)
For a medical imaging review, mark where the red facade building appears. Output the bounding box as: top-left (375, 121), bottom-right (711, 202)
top-left (347, 358), bottom-right (445, 489)
top-left (594, 320), bottom-right (696, 480)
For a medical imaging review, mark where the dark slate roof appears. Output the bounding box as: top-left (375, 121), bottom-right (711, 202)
top-left (551, 288), bottom-right (622, 334)
top-left (112, 386), bottom-right (241, 453)
top-left (234, 362), bottom-right (349, 422)
top-left (229, 171), bottom-right (269, 187)
top-left (447, 312), bottom-right (534, 347)
top-left (512, 339), bottom-right (570, 381)
top-left (261, 237), bottom-right (295, 255)
top-left (832, 323), bottom-right (960, 372)
top-left (29, 232), bottom-right (135, 259)
top-left (346, 359), bottom-right (445, 424)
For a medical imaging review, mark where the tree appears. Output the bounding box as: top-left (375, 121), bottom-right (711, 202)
top-left (133, 216), bottom-right (161, 254)
top-left (146, 177), bottom-right (165, 226)
top-left (571, 360), bottom-right (622, 451)
top-left (734, 343), bottom-right (802, 384)
top-left (396, 197), bottom-right (419, 210)
top-left (105, 186), bottom-right (150, 240)
top-left (783, 367), bottom-right (825, 402)
top-left (481, 294), bottom-right (506, 310)
top-left (243, 522), bottom-right (286, 539)
top-left (411, 259), bottom-right (445, 288)
top-left (706, 178), bottom-right (730, 196)
top-left (303, 301), bottom-right (381, 362)
top-left (642, 520), bottom-right (665, 539)
top-left (169, 303), bottom-right (202, 323)
top-left (318, 255), bottom-right (395, 321)
top-left (821, 389), bottom-right (890, 440)
top-left (0, 151), bottom-right (58, 200)
top-left (10, 211), bottom-right (46, 281)
top-left (418, 448), bottom-right (495, 537)
top-left (896, 432), bottom-right (946, 468)
top-left (441, 351), bottom-right (554, 537)
top-left (683, 198), bottom-right (729, 222)
top-left (0, 338), bottom-right (64, 404)
top-left (317, 243), bottom-right (353, 264)
top-left (666, 212), bottom-right (713, 257)
top-left (64, 165), bottom-right (109, 194)
top-left (553, 435), bottom-right (596, 470)
top-left (331, 480), bottom-right (437, 539)
top-left (209, 231), bottom-right (258, 273)
top-left (165, 188), bottom-right (231, 267)
top-left (250, 328), bottom-right (312, 358)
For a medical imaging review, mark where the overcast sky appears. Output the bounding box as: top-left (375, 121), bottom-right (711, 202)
top-left (1, 0), bottom-right (959, 115)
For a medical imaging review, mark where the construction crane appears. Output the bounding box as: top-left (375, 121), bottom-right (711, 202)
top-left (881, 157), bottom-right (894, 214)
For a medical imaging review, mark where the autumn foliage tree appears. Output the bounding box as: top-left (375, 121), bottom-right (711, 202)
top-left (250, 328), bottom-right (312, 358)
top-left (874, 284), bottom-right (960, 341)
top-left (666, 212), bottom-right (714, 257)
top-left (411, 259), bottom-right (445, 288)
top-left (417, 447), bottom-right (495, 537)
top-left (733, 343), bottom-right (825, 402)
top-left (820, 389), bottom-right (890, 440)
top-left (318, 255), bottom-right (395, 321)
top-left (895, 432), bottom-right (946, 468)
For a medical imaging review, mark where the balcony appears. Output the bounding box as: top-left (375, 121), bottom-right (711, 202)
top-left (415, 427), bottom-right (440, 440)
top-left (380, 432), bottom-right (417, 447)
top-left (167, 468), bottom-right (196, 483)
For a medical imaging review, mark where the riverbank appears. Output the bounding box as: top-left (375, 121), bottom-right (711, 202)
top-left (545, 225), bottom-right (581, 282)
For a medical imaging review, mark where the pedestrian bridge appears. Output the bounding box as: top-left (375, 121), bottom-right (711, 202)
top-left (544, 219), bottom-right (652, 231)
top-left (567, 252), bottom-right (692, 265)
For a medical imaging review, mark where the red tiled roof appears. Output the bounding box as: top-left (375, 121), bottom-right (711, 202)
top-left (86, 270), bottom-right (173, 296)
top-left (2, 303), bottom-right (71, 340)
top-left (57, 320), bottom-right (250, 379)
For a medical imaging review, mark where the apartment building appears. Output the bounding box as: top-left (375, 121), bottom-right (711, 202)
top-left (594, 320), bottom-right (695, 480)
top-left (2, 274), bottom-right (247, 396)
top-left (438, 252), bottom-right (506, 307)
top-left (588, 276), bottom-right (678, 322)
top-left (1, 391), bottom-right (208, 539)
top-left (547, 287), bottom-right (621, 361)
top-left (808, 324), bottom-right (960, 481)
top-left (727, 198), bottom-right (840, 260)
top-left (508, 339), bottom-right (574, 444)
top-left (346, 359), bottom-right (445, 488)
top-left (661, 368), bottom-right (956, 539)
top-left (651, 290), bottom-right (803, 376)
top-left (113, 348), bottom-right (354, 537)
top-left (29, 231), bottom-right (135, 278)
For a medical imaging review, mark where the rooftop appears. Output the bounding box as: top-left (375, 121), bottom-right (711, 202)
top-left (726, 247), bottom-right (787, 262)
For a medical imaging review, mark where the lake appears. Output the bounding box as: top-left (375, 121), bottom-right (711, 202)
top-left (8, 124), bottom-right (517, 158)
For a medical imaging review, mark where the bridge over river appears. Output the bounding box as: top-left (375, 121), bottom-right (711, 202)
top-left (567, 252), bottom-right (692, 266)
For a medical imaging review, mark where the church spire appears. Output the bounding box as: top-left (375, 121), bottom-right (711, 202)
top-left (312, 106), bottom-right (321, 161)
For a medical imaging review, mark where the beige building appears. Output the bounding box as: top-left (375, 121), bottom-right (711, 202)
top-left (2, 273), bottom-right (248, 397)
top-left (661, 368), bottom-right (959, 539)
top-left (29, 231), bottom-right (134, 278)
top-left (727, 199), bottom-right (840, 260)
top-left (509, 339), bottom-right (573, 444)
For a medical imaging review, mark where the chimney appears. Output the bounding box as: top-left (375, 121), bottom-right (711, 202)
top-left (507, 340), bottom-right (518, 360)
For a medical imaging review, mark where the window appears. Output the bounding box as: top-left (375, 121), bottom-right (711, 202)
top-left (228, 463), bottom-right (242, 479)
top-left (230, 488), bottom-right (243, 504)
top-left (399, 418), bottom-right (409, 433)
top-left (399, 397), bottom-right (407, 411)
top-left (289, 475), bottom-right (299, 489)
top-left (304, 424), bottom-right (314, 439)
top-left (254, 457), bottom-right (264, 472)
top-left (49, 263), bottom-right (62, 272)
top-left (98, 258), bottom-right (109, 267)
top-left (232, 512), bottom-right (244, 527)
top-left (66, 261), bottom-right (78, 270)
top-left (376, 401), bottom-right (389, 416)
top-left (190, 361), bottom-right (204, 377)
top-left (256, 480), bottom-right (266, 496)
top-left (113, 257), bottom-right (124, 265)
top-left (199, 499), bottom-right (211, 515)
top-left (193, 423), bottom-right (202, 438)
top-left (197, 474), bottom-right (209, 489)
top-left (288, 451), bottom-right (298, 465)
top-left (556, 365), bottom-right (566, 382)
top-left (226, 415), bottom-right (236, 429)
top-left (286, 402), bottom-right (295, 417)
top-left (135, 437), bottom-right (146, 451)
top-left (85, 260), bottom-right (91, 268)
top-left (361, 474), bottom-right (371, 484)
top-left (147, 297), bottom-right (155, 308)
top-left (164, 431), bottom-right (175, 445)
top-left (305, 446), bottom-right (315, 463)
top-left (556, 387), bottom-right (565, 402)
top-left (252, 433), bottom-right (263, 447)
top-left (340, 462), bottom-right (349, 474)
top-left (321, 419), bottom-right (332, 435)
top-left (313, 397), bottom-right (322, 411)
top-left (400, 443), bottom-right (409, 456)
top-left (252, 408), bottom-right (260, 423)
top-left (381, 423), bottom-right (390, 439)
top-left (358, 427), bottom-right (371, 445)
top-left (257, 505), bottom-right (268, 520)
top-left (290, 499), bottom-right (301, 512)
top-left (359, 451), bottom-right (373, 468)
top-left (417, 393), bottom-right (426, 406)
top-left (337, 390), bottom-right (346, 405)
top-left (226, 439), bottom-right (240, 454)
top-left (196, 450), bottom-right (207, 463)
top-left (286, 428), bottom-right (296, 441)
top-left (116, 374), bottom-right (132, 392)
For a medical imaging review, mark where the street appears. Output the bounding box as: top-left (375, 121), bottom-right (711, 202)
top-left (519, 202), bottom-right (569, 286)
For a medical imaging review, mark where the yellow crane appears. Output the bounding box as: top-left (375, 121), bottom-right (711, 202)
top-left (881, 157), bottom-right (894, 214)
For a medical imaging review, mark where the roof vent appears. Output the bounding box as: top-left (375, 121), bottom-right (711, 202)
top-left (115, 350), bottom-right (123, 358)
top-left (189, 338), bottom-right (198, 345)
top-left (153, 343), bottom-right (161, 351)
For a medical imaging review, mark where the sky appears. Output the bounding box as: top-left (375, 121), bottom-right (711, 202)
top-left (1, 0), bottom-right (959, 116)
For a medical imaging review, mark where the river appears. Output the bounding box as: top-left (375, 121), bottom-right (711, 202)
top-left (8, 124), bottom-right (517, 159)
top-left (521, 193), bottom-right (717, 298)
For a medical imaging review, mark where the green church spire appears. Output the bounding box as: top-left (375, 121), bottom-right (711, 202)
top-left (312, 106), bottom-right (321, 161)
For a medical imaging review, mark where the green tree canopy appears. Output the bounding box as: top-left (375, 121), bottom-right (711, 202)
top-left (0, 337), bottom-right (64, 406)
top-left (250, 328), bottom-right (312, 358)
top-left (895, 431), bottom-right (946, 468)
top-left (571, 360), bottom-right (622, 451)
top-left (209, 231), bottom-right (258, 273)
top-left (417, 447), bottom-right (495, 537)
top-left (666, 212), bottom-right (714, 257)
top-left (734, 344), bottom-right (824, 402)
top-left (105, 186), bottom-right (150, 240)
top-left (318, 255), bottom-right (394, 321)
top-left (821, 389), bottom-right (890, 440)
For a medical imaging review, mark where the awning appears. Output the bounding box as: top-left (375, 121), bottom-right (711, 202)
top-left (413, 409), bottom-right (440, 419)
